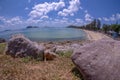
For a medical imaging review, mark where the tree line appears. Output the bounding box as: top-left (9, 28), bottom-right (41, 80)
top-left (67, 19), bottom-right (120, 37)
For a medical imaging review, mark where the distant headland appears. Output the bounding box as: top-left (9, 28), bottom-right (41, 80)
top-left (26, 26), bottom-right (39, 28)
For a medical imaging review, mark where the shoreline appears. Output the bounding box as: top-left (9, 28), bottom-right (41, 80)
top-left (0, 29), bottom-right (112, 45)
top-left (83, 30), bottom-right (111, 41)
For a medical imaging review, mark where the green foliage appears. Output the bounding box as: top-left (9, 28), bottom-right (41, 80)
top-left (0, 43), bottom-right (6, 54)
top-left (102, 24), bottom-right (110, 33)
top-left (110, 24), bottom-right (120, 33)
top-left (67, 19), bottom-right (101, 31)
top-left (21, 56), bottom-right (32, 63)
top-left (81, 19), bottom-right (101, 31)
top-left (72, 67), bottom-right (84, 80)
top-left (101, 24), bottom-right (120, 34)
top-left (57, 50), bottom-right (73, 58)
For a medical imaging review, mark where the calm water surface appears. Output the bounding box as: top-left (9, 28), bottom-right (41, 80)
top-left (0, 28), bottom-right (87, 41)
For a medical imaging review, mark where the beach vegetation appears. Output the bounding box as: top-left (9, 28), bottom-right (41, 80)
top-left (57, 50), bottom-right (73, 58)
top-left (0, 43), bottom-right (6, 54)
top-left (67, 19), bottom-right (120, 39)
top-left (0, 42), bottom-right (81, 80)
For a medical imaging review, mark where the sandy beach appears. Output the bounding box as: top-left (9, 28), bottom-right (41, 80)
top-left (84, 30), bottom-right (111, 41)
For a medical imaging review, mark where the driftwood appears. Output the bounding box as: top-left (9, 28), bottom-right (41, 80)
top-left (71, 38), bottom-right (120, 80)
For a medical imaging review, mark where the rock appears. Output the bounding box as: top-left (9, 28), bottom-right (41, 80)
top-left (5, 34), bottom-right (44, 60)
top-left (70, 43), bottom-right (82, 50)
top-left (55, 45), bottom-right (72, 54)
top-left (71, 39), bottom-right (120, 80)
top-left (44, 49), bottom-right (58, 60)
top-left (44, 43), bottom-right (54, 49)
top-left (50, 47), bottom-right (56, 52)
top-left (0, 38), bottom-right (6, 43)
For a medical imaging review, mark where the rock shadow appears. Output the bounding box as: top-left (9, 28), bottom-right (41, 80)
top-left (71, 67), bottom-right (84, 80)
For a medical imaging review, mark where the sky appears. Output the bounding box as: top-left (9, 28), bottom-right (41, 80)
top-left (0, 0), bottom-right (120, 29)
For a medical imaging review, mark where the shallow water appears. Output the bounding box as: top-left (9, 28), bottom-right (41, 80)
top-left (0, 27), bottom-right (87, 41)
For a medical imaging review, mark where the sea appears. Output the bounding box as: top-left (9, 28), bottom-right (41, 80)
top-left (0, 27), bottom-right (87, 42)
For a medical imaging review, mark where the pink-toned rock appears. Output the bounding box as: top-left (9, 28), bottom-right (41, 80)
top-left (71, 39), bottom-right (120, 80)
top-left (5, 34), bottom-right (44, 60)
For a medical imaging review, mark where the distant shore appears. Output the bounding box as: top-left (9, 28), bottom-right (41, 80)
top-left (83, 30), bottom-right (111, 41)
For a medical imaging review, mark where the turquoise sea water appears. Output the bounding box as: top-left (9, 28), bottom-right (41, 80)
top-left (0, 28), bottom-right (87, 41)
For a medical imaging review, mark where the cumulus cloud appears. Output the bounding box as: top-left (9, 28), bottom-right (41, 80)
top-left (58, 0), bottom-right (81, 16)
top-left (41, 15), bottom-right (49, 19)
top-left (0, 16), bottom-right (23, 27)
top-left (26, 18), bottom-right (43, 24)
top-left (29, 0), bottom-right (65, 19)
top-left (75, 18), bottom-right (83, 23)
top-left (6, 17), bottom-right (22, 25)
top-left (54, 18), bottom-right (68, 23)
top-left (85, 13), bottom-right (93, 22)
top-left (116, 13), bottom-right (120, 19)
top-left (103, 13), bottom-right (120, 22)
top-left (0, 16), bottom-right (6, 22)
top-left (103, 17), bottom-right (109, 21)
top-left (0, 16), bottom-right (22, 25)
top-left (74, 18), bottom-right (84, 25)
top-left (110, 15), bottom-right (116, 21)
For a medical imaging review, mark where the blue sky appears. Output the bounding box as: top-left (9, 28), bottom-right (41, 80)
top-left (0, 0), bottom-right (120, 29)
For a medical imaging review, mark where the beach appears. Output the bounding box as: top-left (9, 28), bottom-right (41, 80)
top-left (0, 30), bottom-right (113, 80)
top-left (83, 30), bottom-right (111, 41)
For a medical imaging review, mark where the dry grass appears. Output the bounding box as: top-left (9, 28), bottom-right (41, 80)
top-left (0, 43), bottom-right (6, 54)
top-left (0, 43), bottom-right (82, 80)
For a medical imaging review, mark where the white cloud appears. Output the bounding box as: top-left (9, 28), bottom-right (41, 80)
top-left (0, 16), bottom-right (6, 22)
top-left (58, 0), bottom-right (81, 16)
top-left (47, 18), bottom-right (71, 27)
top-left (62, 17), bottom-right (68, 20)
top-left (110, 15), bottom-right (116, 21)
top-left (6, 17), bottom-right (22, 25)
top-left (25, 7), bottom-right (29, 10)
top-left (41, 15), bottom-right (49, 19)
top-left (84, 10), bottom-right (88, 13)
top-left (74, 18), bottom-right (84, 25)
top-left (98, 18), bottom-right (102, 21)
top-left (116, 13), bottom-right (120, 20)
top-left (85, 13), bottom-right (93, 22)
top-left (0, 16), bottom-right (23, 27)
top-left (26, 18), bottom-right (43, 24)
top-left (75, 18), bottom-right (83, 23)
top-left (54, 19), bottom-right (60, 22)
top-left (103, 17), bottom-right (109, 21)
top-left (103, 13), bottom-right (120, 22)
top-left (54, 18), bottom-right (68, 23)
top-left (29, 0), bottom-right (65, 19)
top-left (0, 25), bottom-right (4, 28)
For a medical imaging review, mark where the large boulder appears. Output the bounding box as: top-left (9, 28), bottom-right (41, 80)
top-left (71, 39), bottom-right (120, 80)
top-left (5, 34), bottom-right (44, 60)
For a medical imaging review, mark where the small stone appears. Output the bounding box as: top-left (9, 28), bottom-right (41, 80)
top-left (44, 49), bottom-right (58, 60)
